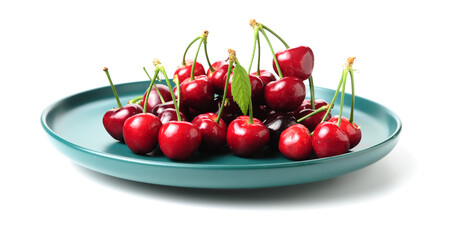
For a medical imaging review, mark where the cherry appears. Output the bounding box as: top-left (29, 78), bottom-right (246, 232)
top-left (151, 100), bottom-right (188, 117)
top-left (173, 59), bottom-right (206, 83)
top-left (179, 75), bottom-right (215, 112)
top-left (328, 116), bottom-right (362, 149)
top-left (263, 112), bottom-right (297, 148)
top-left (251, 70), bottom-right (276, 86)
top-left (192, 113), bottom-right (227, 151)
top-left (264, 76), bottom-right (306, 112)
top-left (294, 108), bottom-right (331, 132)
top-left (158, 121), bottom-right (202, 161)
top-left (296, 99), bottom-right (329, 112)
top-left (226, 116), bottom-right (270, 157)
top-left (272, 46), bottom-right (314, 81)
top-left (226, 74), bottom-right (264, 105)
top-left (312, 122), bottom-right (350, 158)
top-left (279, 124), bottom-right (313, 161)
top-left (213, 97), bottom-right (241, 125)
top-left (101, 67), bottom-right (143, 142)
top-left (208, 60), bottom-right (232, 94)
top-left (103, 104), bottom-right (143, 142)
top-left (123, 113), bottom-right (162, 154)
top-left (158, 109), bottom-right (189, 125)
top-left (140, 84), bottom-right (172, 112)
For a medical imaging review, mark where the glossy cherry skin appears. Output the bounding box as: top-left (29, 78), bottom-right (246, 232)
top-left (226, 116), bottom-right (270, 157)
top-left (312, 122), bottom-right (350, 158)
top-left (158, 121), bottom-right (202, 161)
top-left (208, 61), bottom-right (233, 94)
top-left (180, 75), bottom-right (215, 112)
top-left (173, 59), bottom-right (206, 83)
top-left (158, 109), bottom-right (189, 125)
top-left (192, 113), bottom-right (227, 151)
top-left (295, 109), bottom-right (331, 132)
top-left (328, 116), bottom-right (362, 149)
top-left (263, 113), bottom-right (297, 148)
top-left (264, 76), bottom-right (306, 112)
top-left (226, 74), bottom-right (265, 105)
top-left (212, 97), bottom-right (241, 125)
top-left (279, 124), bottom-right (313, 161)
top-left (151, 100), bottom-right (188, 117)
top-left (103, 103), bottom-right (143, 142)
top-left (122, 113), bottom-right (162, 154)
top-left (295, 99), bottom-right (329, 113)
top-left (251, 70), bottom-right (277, 86)
top-left (140, 84), bottom-right (172, 113)
top-left (273, 46), bottom-right (314, 81)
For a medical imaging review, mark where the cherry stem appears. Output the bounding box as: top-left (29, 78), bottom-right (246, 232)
top-left (261, 24), bottom-right (290, 49)
top-left (154, 60), bottom-right (182, 121)
top-left (142, 69), bottom-right (160, 113)
top-left (349, 69), bottom-right (355, 123)
top-left (308, 75), bottom-right (316, 109)
top-left (174, 75), bottom-right (181, 110)
top-left (190, 37), bottom-right (204, 80)
top-left (320, 69), bottom-right (347, 123)
top-left (297, 104), bottom-right (330, 123)
top-left (216, 60), bottom-right (234, 124)
top-left (182, 36), bottom-right (201, 66)
top-left (337, 70), bottom-right (348, 127)
top-left (256, 32), bottom-right (261, 75)
top-left (103, 67), bottom-right (122, 108)
top-left (203, 37), bottom-right (214, 73)
top-left (247, 29), bottom-right (259, 74)
top-left (128, 96), bottom-right (142, 104)
top-left (143, 67), bottom-right (165, 103)
top-left (259, 28), bottom-right (284, 79)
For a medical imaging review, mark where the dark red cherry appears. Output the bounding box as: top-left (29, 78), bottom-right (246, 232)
top-left (212, 98), bottom-right (241, 125)
top-left (158, 121), bottom-right (202, 161)
top-left (251, 70), bottom-right (277, 86)
top-left (264, 76), bottom-right (306, 112)
top-left (296, 99), bottom-right (329, 112)
top-left (263, 113), bottom-right (297, 148)
top-left (179, 75), bottom-right (215, 112)
top-left (140, 84), bottom-right (172, 113)
top-left (208, 61), bottom-right (233, 94)
top-left (279, 124), bottom-right (313, 161)
top-left (312, 122), bottom-right (350, 158)
top-left (226, 74), bottom-right (265, 105)
top-left (158, 109), bottom-right (189, 125)
top-left (192, 113), bottom-right (227, 151)
top-left (173, 59), bottom-right (206, 83)
top-left (122, 113), bottom-right (162, 154)
top-left (273, 46), bottom-right (314, 81)
top-left (102, 103), bottom-right (143, 142)
top-left (151, 100), bottom-right (188, 117)
top-left (294, 109), bottom-right (331, 132)
top-left (226, 116), bottom-right (269, 157)
top-left (328, 116), bottom-right (362, 149)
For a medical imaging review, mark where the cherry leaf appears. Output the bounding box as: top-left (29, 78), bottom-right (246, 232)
top-left (231, 63), bottom-right (252, 115)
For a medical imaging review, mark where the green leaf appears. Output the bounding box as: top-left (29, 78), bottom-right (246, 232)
top-left (231, 63), bottom-right (252, 115)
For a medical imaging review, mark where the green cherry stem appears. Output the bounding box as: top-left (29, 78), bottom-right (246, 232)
top-left (256, 32), bottom-right (261, 75)
top-left (103, 67), bottom-right (122, 108)
top-left (143, 67), bottom-right (165, 103)
top-left (297, 104), bottom-right (330, 123)
top-left (142, 68), bottom-right (160, 113)
top-left (128, 96), bottom-right (142, 104)
top-left (261, 24), bottom-right (290, 49)
top-left (247, 28), bottom-right (259, 74)
top-left (182, 36), bottom-right (201, 66)
top-left (349, 68), bottom-right (355, 123)
top-left (174, 75), bottom-right (181, 110)
top-left (308, 75), bottom-right (316, 109)
top-left (203, 32), bottom-right (214, 73)
top-left (320, 69), bottom-right (347, 123)
top-left (259, 28), bottom-right (284, 79)
top-left (337, 70), bottom-right (348, 127)
top-left (154, 59), bottom-right (182, 121)
top-left (190, 37), bottom-right (204, 80)
top-left (216, 59), bottom-right (234, 124)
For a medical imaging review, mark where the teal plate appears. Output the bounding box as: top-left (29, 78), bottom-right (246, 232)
top-left (41, 81), bottom-right (402, 189)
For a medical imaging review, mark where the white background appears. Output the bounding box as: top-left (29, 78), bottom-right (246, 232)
top-left (1, 0), bottom-right (449, 239)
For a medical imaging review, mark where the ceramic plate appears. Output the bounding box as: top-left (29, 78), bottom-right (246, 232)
top-left (41, 81), bottom-right (401, 189)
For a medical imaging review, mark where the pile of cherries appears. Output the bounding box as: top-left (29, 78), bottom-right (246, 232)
top-left (102, 20), bottom-right (362, 161)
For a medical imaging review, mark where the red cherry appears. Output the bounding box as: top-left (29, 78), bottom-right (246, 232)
top-left (173, 59), bottom-right (206, 83)
top-left (312, 122), bottom-right (350, 158)
top-left (294, 109), bottom-right (331, 132)
top-left (192, 113), bottom-right (227, 151)
top-left (295, 99), bottom-right (329, 113)
top-left (102, 103), bottom-right (143, 142)
top-left (273, 46), bottom-right (314, 80)
top-left (158, 109), bottom-right (189, 125)
top-left (251, 70), bottom-right (277, 86)
top-left (122, 113), bottom-right (162, 154)
top-left (212, 97), bottom-right (241, 125)
top-left (264, 76), bottom-right (306, 112)
top-left (279, 124), bottom-right (313, 161)
top-left (328, 116), bottom-right (362, 149)
top-left (140, 84), bottom-right (172, 113)
top-left (263, 112), bottom-right (297, 148)
top-left (158, 121), bottom-right (202, 161)
top-left (226, 116), bottom-right (270, 157)
top-left (208, 61), bottom-right (233, 94)
top-left (151, 100), bottom-right (188, 117)
top-left (226, 74), bottom-right (264, 104)
top-left (180, 75), bottom-right (215, 112)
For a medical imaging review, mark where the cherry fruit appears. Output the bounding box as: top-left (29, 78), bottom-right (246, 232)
top-left (226, 116), bottom-right (270, 157)
top-left (192, 113), bottom-right (227, 151)
top-left (103, 104), bottom-right (143, 142)
top-left (173, 59), bottom-right (206, 83)
top-left (251, 70), bottom-right (276, 86)
top-left (312, 122), bottom-right (350, 158)
top-left (140, 84), bottom-right (172, 112)
top-left (273, 46), bottom-right (314, 81)
top-left (158, 121), bottom-right (202, 161)
top-left (263, 113), bottom-right (297, 148)
top-left (179, 75), bottom-right (215, 112)
top-left (123, 113), bottom-right (162, 154)
top-left (264, 76), bottom-right (306, 112)
top-left (279, 124), bottom-right (313, 161)
top-left (158, 109), bottom-right (188, 125)
top-left (328, 116), bottom-right (362, 149)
